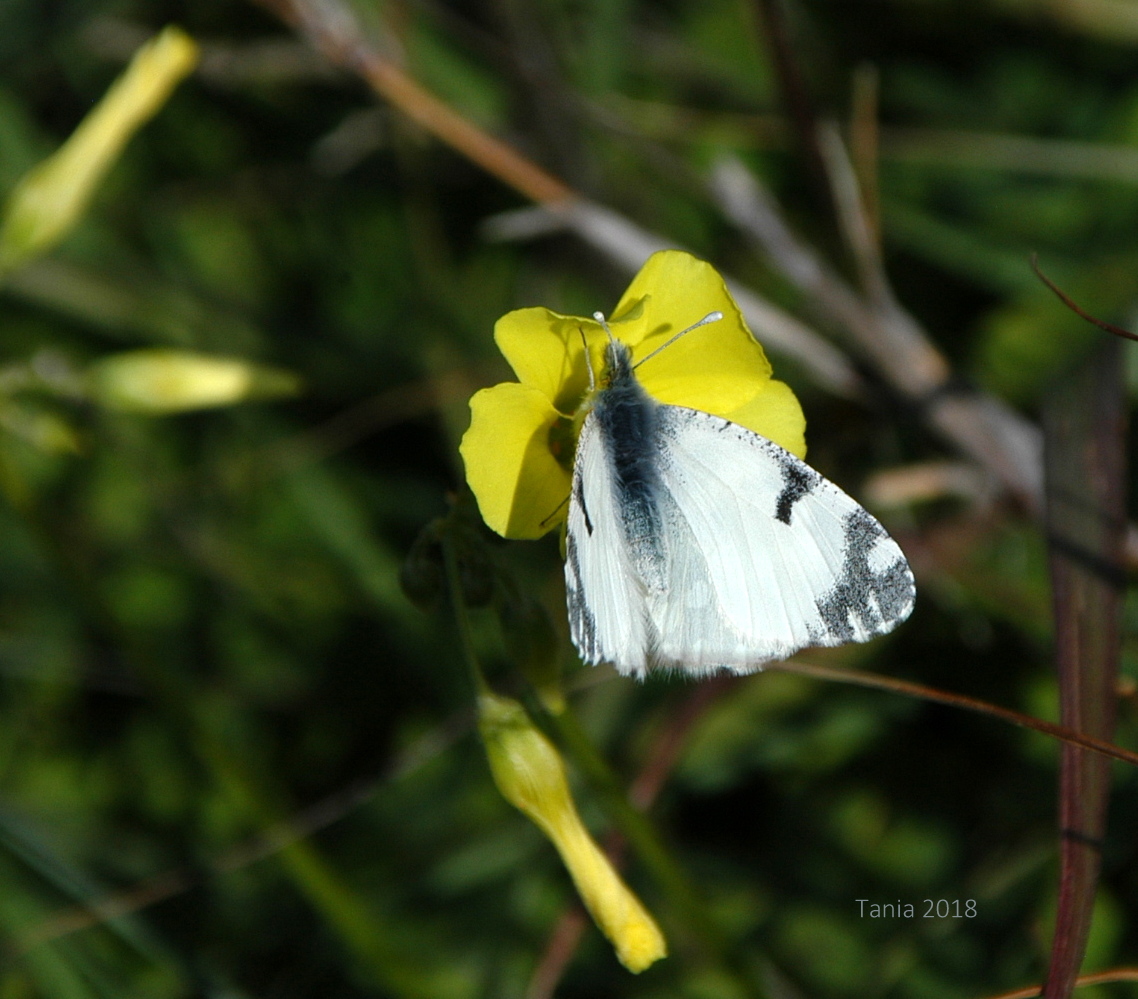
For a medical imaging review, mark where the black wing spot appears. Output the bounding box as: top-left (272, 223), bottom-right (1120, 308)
top-left (816, 509), bottom-right (914, 640)
top-left (573, 473), bottom-right (593, 535)
top-left (774, 461), bottom-right (815, 525)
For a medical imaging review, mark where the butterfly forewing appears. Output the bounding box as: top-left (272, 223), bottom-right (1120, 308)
top-left (653, 407), bottom-right (914, 660)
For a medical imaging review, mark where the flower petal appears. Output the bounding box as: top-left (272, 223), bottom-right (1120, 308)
top-left (611, 250), bottom-right (774, 414)
top-left (460, 382), bottom-right (571, 539)
top-left (721, 377), bottom-right (807, 458)
top-left (494, 307), bottom-right (598, 414)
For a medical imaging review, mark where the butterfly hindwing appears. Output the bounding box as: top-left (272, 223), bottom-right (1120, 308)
top-left (565, 412), bottom-right (652, 669)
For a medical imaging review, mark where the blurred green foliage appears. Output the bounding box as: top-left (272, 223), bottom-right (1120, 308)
top-left (0, 0), bottom-right (1137, 997)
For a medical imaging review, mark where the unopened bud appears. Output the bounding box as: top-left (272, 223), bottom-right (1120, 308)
top-left (88, 350), bottom-right (299, 413)
top-left (478, 693), bottom-right (666, 973)
top-left (0, 27), bottom-right (198, 270)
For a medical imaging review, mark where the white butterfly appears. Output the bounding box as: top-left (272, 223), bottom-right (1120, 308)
top-left (565, 312), bottom-right (915, 678)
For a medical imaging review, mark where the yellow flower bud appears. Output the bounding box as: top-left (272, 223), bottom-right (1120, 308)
top-left (87, 350), bottom-right (299, 414)
top-left (477, 692), bottom-right (666, 973)
top-left (0, 26), bottom-right (198, 270)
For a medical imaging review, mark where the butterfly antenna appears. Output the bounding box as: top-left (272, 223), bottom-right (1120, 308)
top-left (578, 326), bottom-right (597, 392)
top-left (592, 311), bottom-right (618, 346)
top-left (539, 493), bottom-right (570, 528)
top-left (633, 311), bottom-right (723, 369)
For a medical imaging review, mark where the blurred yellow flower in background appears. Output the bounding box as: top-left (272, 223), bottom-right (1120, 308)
top-left (460, 250), bottom-right (806, 539)
top-left (88, 350), bottom-right (300, 414)
top-left (0, 26), bottom-right (198, 272)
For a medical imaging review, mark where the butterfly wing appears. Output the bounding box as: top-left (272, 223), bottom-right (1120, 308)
top-left (565, 402), bottom-right (914, 678)
top-left (645, 405), bottom-right (914, 674)
top-left (565, 411), bottom-right (654, 670)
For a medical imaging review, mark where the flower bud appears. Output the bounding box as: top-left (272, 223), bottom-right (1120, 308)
top-left (478, 693), bottom-right (666, 973)
top-left (0, 27), bottom-right (199, 270)
top-left (87, 350), bottom-right (299, 414)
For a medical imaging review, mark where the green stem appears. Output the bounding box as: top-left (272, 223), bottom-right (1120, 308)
top-left (440, 530), bottom-right (489, 698)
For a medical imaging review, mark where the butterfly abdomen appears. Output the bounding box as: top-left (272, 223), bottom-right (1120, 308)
top-left (592, 343), bottom-right (667, 589)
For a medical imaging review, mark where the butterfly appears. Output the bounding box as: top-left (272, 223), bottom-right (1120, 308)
top-left (564, 312), bottom-right (915, 678)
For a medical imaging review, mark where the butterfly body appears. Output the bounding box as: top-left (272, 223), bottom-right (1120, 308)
top-left (565, 339), bottom-right (915, 678)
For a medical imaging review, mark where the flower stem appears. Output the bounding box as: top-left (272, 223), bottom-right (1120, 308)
top-left (440, 529), bottom-right (489, 698)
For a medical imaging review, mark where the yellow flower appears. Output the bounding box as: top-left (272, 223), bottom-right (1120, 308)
top-left (0, 26), bottom-right (198, 271)
top-left (478, 692), bottom-right (666, 973)
top-left (460, 250), bottom-right (806, 539)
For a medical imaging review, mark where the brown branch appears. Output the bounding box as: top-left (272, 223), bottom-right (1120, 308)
top-left (849, 64), bottom-right (881, 245)
top-left (768, 659), bottom-right (1138, 768)
top-left (266, 367), bottom-right (486, 469)
top-left (1031, 254), bottom-right (1138, 341)
top-left (1041, 341), bottom-right (1127, 999)
top-left (981, 966), bottom-right (1138, 999)
top-left (253, 0), bottom-right (572, 205)
top-left (819, 121), bottom-right (893, 308)
top-left (750, 0), bottom-right (833, 216)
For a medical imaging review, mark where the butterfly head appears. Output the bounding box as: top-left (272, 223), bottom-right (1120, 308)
top-left (587, 309), bottom-right (725, 393)
top-left (587, 312), bottom-right (632, 388)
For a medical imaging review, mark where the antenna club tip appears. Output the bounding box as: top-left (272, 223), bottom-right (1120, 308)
top-left (706, 311), bottom-right (723, 322)
top-left (592, 311), bottom-right (606, 323)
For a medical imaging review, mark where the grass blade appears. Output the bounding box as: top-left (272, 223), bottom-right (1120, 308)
top-left (1041, 339), bottom-right (1127, 997)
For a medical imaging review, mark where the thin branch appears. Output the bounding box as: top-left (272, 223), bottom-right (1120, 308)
top-left (819, 121), bottom-right (891, 307)
top-left (768, 659), bottom-right (1138, 769)
top-left (862, 460), bottom-right (995, 508)
top-left (1031, 254), bottom-right (1138, 341)
top-left (849, 64), bottom-right (881, 244)
top-left (981, 966), bottom-right (1138, 999)
top-left (265, 368), bottom-right (482, 470)
top-left (881, 126), bottom-right (1138, 184)
top-left (253, 0), bottom-right (572, 205)
top-left (526, 908), bottom-right (590, 999)
top-left (750, 0), bottom-right (833, 215)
